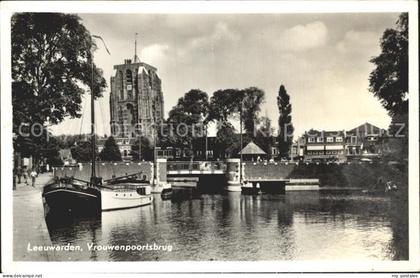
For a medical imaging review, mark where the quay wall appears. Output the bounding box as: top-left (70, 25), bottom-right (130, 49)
top-left (243, 163), bottom-right (295, 181)
top-left (53, 162), bottom-right (154, 183)
top-left (244, 162), bottom-right (407, 188)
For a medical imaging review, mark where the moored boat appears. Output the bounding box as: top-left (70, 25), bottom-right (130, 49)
top-left (160, 188), bottom-right (173, 200)
top-left (101, 183), bottom-right (153, 211)
top-left (241, 181), bottom-right (261, 195)
top-left (42, 177), bottom-right (101, 215)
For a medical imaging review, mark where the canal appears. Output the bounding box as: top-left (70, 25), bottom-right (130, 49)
top-left (41, 190), bottom-right (408, 261)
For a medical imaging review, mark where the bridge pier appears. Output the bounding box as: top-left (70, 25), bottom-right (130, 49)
top-left (152, 158), bottom-right (171, 193)
top-left (225, 158), bottom-right (241, 192)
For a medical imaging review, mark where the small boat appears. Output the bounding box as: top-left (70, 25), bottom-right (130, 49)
top-left (161, 188), bottom-right (173, 200)
top-left (101, 173), bottom-right (153, 211)
top-left (241, 181), bottom-right (261, 195)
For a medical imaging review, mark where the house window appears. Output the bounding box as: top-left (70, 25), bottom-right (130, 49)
top-left (317, 137), bottom-right (324, 143)
top-left (336, 136), bottom-right (343, 142)
top-left (308, 137), bottom-right (315, 143)
top-left (326, 137), bottom-right (334, 142)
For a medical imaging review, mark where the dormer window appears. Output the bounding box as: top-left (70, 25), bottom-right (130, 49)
top-left (336, 136), bottom-right (343, 142)
top-left (317, 137), bottom-right (324, 143)
top-left (326, 137), bottom-right (334, 142)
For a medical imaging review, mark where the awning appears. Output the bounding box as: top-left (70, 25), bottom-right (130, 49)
top-left (325, 145), bottom-right (344, 150)
top-left (307, 145), bottom-right (324, 151)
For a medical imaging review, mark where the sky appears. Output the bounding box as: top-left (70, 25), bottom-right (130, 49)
top-left (50, 12), bottom-right (401, 138)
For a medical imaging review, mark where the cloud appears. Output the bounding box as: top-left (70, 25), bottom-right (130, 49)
top-left (336, 30), bottom-right (380, 55)
top-left (186, 22), bottom-right (240, 53)
top-left (279, 21), bottom-right (328, 52)
top-left (141, 44), bottom-right (170, 67)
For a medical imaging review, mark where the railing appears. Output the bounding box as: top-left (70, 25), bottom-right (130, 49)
top-left (167, 161), bottom-right (226, 172)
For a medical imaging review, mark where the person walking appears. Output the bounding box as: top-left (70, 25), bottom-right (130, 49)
top-left (23, 166), bottom-right (29, 185)
top-left (30, 169), bottom-right (38, 188)
top-left (16, 167), bottom-right (22, 184)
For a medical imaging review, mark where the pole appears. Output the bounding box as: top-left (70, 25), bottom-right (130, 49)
top-left (239, 102), bottom-right (243, 184)
top-left (139, 134), bottom-right (142, 161)
top-left (205, 125), bottom-right (208, 161)
top-left (90, 34), bottom-right (111, 183)
top-left (91, 53), bottom-right (96, 180)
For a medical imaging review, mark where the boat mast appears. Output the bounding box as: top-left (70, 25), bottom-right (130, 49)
top-left (239, 100), bottom-right (243, 184)
top-left (89, 35), bottom-right (111, 185)
top-left (90, 50), bottom-right (96, 180)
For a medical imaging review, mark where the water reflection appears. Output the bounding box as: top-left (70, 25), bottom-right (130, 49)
top-left (44, 191), bottom-right (408, 261)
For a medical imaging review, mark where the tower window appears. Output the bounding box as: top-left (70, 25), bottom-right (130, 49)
top-left (119, 71), bottom-right (124, 100)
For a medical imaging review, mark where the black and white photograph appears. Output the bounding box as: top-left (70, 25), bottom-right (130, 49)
top-left (0, 1), bottom-right (418, 275)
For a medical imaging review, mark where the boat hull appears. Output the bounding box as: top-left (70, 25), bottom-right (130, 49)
top-left (101, 189), bottom-right (153, 211)
top-left (42, 186), bottom-right (101, 215)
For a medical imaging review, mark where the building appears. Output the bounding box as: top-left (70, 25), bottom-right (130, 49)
top-left (238, 141), bottom-right (267, 161)
top-left (97, 137), bottom-right (138, 160)
top-left (303, 130), bottom-right (346, 162)
top-left (345, 122), bottom-right (385, 159)
top-left (108, 42), bottom-right (165, 160)
top-left (298, 122), bottom-right (385, 162)
top-left (109, 57), bottom-right (164, 139)
top-left (59, 148), bottom-right (76, 165)
top-left (290, 136), bottom-right (306, 160)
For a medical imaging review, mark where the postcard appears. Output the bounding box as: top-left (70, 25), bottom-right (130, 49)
top-left (1, 1), bottom-right (418, 276)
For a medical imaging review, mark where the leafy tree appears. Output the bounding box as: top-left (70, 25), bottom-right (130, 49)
top-left (131, 137), bottom-right (154, 161)
top-left (369, 13), bottom-right (409, 164)
top-left (71, 138), bottom-right (98, 163)
top-left (369, 13), bottom-right (408, 117)
top-left (208, 89), bottom-right (243, 123)
top-left (167, 89), bottom-right (209, 159)
top-left (209, 87), bottom-right (264, 137)
top-left (12, 13), bottom-right (106, 163)
top-left (241, 87), bottom-right (265, 137)
top-left (215, 122), bottom-right (241, 159)
top-left (277, 85), bottom-right (294, 158)
top-left (99, 136), bottom-right (122, 161)
top-left (255, 116), bottom-right (275, 157)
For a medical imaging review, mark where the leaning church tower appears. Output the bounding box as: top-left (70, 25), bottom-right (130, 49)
top-left (109, 36), bottom-right (164, 143)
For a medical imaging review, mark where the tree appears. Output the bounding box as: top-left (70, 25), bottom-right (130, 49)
top-left (99, 136), bottom-right (122, 161)
top-left (208, 87), bottom-right (265, 136)
top-left (255, 116), bottom-right (275, 157)
top-left (208, 89), bottom-right (243, 123)
top-left (369, 13), bottom-right (409, 164)
top-left (167, 89), bottom-right (209, 159)
top-left (369, 13), bottom-right (408, 117)
top-left (241, 87), bottom-right (265, 137)
top-left (277, 85), bottom-right (294, 158)
top-left (71, 138), bottom-right (98, 163)
top-left (131, 137), bottom-right (153, 161)
top-left (12, 13), bottom-right (106, 163)
top-left (215, 122), bottom-right (241, 159)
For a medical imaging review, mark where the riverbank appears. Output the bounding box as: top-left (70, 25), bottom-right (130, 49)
top-left (288, 161), bottom-right (408, 190)
top-left (13, 173), bottom-right (58, 261)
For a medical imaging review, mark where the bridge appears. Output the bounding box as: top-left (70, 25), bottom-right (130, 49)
top-left (167, 161), bottom-right (226, 175)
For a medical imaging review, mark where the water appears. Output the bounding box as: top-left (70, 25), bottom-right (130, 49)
top-left (44, 191), bottom-right (408, 261)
